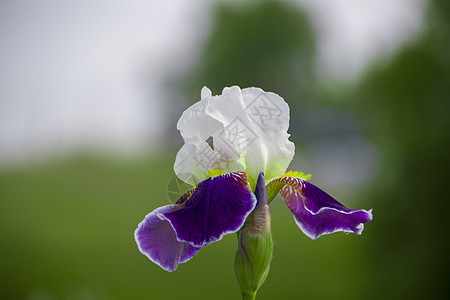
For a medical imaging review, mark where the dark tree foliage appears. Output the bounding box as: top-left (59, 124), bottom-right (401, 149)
top-left (352, 0), bottom-right (450, 298)
top-left (183, 0), bottom-right (316, 106)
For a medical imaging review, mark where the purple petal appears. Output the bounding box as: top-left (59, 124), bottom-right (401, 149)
top-left (162, 172), bottom-right (257, 247)
top-left (276, 177), bottom-right (373, 240)
top-left (135, 205), bottom-right (201, 272)
top-left (254, 172), bottom-right (268, 206)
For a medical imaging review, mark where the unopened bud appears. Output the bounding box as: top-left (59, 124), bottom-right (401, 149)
top-left (234, 173), bottom-right (273, 298)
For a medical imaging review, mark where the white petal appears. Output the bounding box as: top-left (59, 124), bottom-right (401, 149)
top-left (174, 87), bottom-right (243, 185)
top-left (205, 86), bottom-right (295, 183)
top-left (175, 86), bottom-right (295, 185)
top-left (201, 86), bottom-right (212, 100)
top-left (176, 96), bottom-right (219, 141)
top-left (241, 87), bottom-right (295, 182)
top-left (174, 141), bottom-right (243, 185)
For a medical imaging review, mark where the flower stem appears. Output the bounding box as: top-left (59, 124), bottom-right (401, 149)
top-left (242, 291), bottom-right (257, 300)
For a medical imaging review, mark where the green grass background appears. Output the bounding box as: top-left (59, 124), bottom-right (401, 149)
top-left (0, 155), bottom-right (372, 300)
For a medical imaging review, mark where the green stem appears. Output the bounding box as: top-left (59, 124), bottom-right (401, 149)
top-left (242, 291), bottom-right (257, 300)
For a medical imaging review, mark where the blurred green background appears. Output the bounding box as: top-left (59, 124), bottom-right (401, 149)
top-left (1, 0), bottom-right (449, 299)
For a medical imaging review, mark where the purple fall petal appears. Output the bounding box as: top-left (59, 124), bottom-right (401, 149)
top-left (276, 177), bottom-right (373, 240)
top-left (163, 172), bottom-right (257, 247)
top-left (135, 205), bottom-right (201, 272)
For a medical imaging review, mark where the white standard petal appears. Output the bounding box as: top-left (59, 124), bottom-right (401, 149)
top-left (174, 87), bottom-right (243, 185)
top-left (205, 86), bottom-right (295, 184)
top-left (241, 87), bottom-right (295, 183)
top-left (201, 86), bottom-right (212, 100)
top-left (175, 86), bottom-right (294, 186)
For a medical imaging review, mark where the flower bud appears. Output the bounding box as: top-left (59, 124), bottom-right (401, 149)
top-left (234, 173), bottom-right (273, 297)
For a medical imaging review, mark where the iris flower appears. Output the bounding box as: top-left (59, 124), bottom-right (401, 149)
top-left (135, 86), bottom-right (373, 273)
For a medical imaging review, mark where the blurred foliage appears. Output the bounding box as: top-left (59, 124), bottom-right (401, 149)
top-left (352, 0), bottom-right (450, 298)
top-left (183, 0), bottom-right (316, 106)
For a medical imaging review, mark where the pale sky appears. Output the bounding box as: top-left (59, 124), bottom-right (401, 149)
top-left (297, 0), bottom-right (426, 79)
